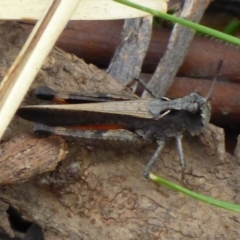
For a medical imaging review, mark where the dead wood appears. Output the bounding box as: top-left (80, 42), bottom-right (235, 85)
top-left (1, 21), bottom-right (240, 240)
top-left (0, 134), bottom-right (66, 185)
top-left (53, 20), bottom-right (240, 82)
top-left (147, 0), bottom-right (212, 97)
top-left (108, 17), bottom-right (152, 85)
top-left (17, 20), bottom-right (240, 125)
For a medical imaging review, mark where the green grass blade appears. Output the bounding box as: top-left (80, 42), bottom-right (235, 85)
top-left (114, 0), bottom-right (240, 46)
top-left (150, 173), bottom-right (240, 212)
top-left (223, 18), bottom-right (240, 35)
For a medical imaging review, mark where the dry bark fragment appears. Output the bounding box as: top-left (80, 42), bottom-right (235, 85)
top-left (0, 134), bottom-right (66, 185)
top-left (108, 17), bottom-right (152, 85)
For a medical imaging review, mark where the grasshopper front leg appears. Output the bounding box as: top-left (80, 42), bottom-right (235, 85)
top-left (176, 135), bottom-right (191, 188)
top-left (144, 136), bottom-right (189, 187)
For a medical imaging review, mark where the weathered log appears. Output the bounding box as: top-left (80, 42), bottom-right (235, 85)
top-left (1, 21), bottom-right (240, 240)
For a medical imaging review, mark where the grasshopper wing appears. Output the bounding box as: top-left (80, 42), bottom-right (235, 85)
top-left (17, 100), bottom-right (156, 127)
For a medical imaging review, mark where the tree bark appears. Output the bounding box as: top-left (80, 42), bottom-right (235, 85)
top-left (1, 21), bottom-right (240, 240)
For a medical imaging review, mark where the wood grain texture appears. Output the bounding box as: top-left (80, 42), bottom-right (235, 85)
top-left (0, 134), bottom-right (66, 185)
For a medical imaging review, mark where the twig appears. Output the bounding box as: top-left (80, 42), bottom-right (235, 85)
top-left (147, 0), bottom-right (212, 97)
top-left (107, 17), bottom-right (152, 85)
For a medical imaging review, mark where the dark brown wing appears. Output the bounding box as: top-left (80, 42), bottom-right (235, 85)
top-left (35, 86), bottom-right (139, 103)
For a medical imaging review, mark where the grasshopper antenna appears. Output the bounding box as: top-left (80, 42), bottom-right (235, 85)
top-left (130, 77), bottom-right (158, 98)
top-left (205, 59), bottom-right (223, 101)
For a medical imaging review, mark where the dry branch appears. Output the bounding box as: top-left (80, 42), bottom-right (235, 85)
top-left (0, 21), bottom-right (240, 240)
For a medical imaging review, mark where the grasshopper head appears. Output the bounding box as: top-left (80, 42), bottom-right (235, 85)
top-left (184, 94), bottom-right (211, 136)
top-left (185, 59), bottom-right (222, 136)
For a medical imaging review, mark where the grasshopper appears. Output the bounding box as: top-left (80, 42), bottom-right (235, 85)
top-left (17, 61), bottom-right (222, 183)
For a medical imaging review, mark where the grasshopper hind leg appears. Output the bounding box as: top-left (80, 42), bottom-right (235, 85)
top-left (176, 135), bottom-right (191, 188)
top-left (143, 140), bottom-right (166, 178)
